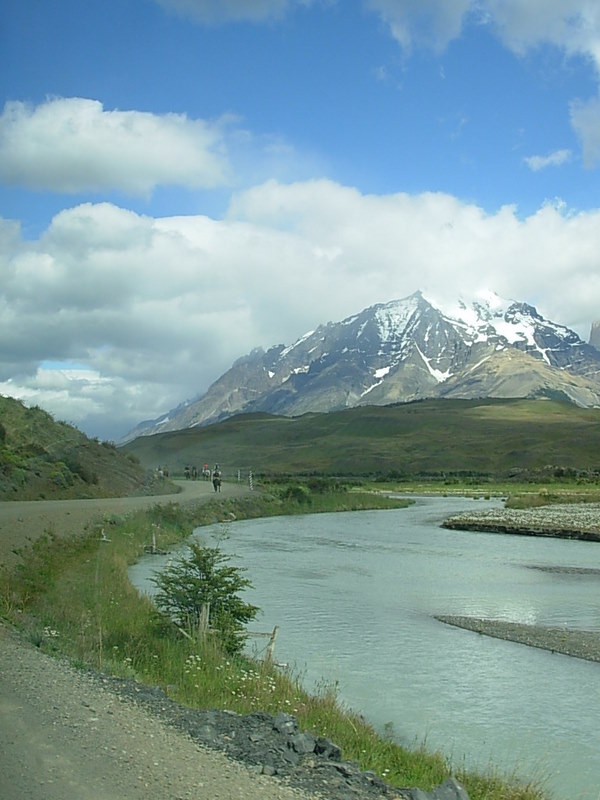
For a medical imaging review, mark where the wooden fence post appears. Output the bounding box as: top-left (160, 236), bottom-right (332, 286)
top-left (199, 603), bottom-right (210, 636)
top-left (265, 625), bottom-right (279, 663)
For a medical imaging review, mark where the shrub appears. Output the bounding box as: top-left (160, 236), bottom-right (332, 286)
top-left (280, 484), bottom-right (312, 504)
top-left (151, 540), bottom-right (259, 655)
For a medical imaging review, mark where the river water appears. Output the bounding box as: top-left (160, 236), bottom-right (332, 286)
top-left (129, 496), bottom-right (600, 800)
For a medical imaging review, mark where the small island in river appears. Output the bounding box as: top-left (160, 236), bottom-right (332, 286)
top-left (441, 502), bottom-right (600, 542)
top-left (438, 502), bottom-right (600, 662)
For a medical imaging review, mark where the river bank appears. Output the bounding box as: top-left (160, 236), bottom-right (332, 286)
top-left (441, 502), bottom-right (600, 542)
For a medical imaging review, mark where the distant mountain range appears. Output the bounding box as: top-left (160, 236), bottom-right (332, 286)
top-left (123, 291), bottom-right (600, 441)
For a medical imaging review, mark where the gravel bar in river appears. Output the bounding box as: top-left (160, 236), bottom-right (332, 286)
top-left (435, 616), bottom-right (600, 663)
top-left (441, 503), bottom-right (600, 542)
top-left (438, 504), bottom-right (600, 662)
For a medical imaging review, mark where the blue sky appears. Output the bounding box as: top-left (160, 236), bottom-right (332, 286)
top-left (2, 0), bottom-right (600, 439)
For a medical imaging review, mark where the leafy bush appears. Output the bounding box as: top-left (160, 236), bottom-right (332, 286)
top-left (151, 540), bottom-right (259, 654)
top-left (280, 484), bottom-right (312, 504)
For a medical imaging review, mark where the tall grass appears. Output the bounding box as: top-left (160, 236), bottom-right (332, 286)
top-left (0, 489), bottom-right (547, 800)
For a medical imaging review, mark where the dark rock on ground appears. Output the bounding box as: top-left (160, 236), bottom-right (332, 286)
top-left (102, 674), bottom-right (470, 800)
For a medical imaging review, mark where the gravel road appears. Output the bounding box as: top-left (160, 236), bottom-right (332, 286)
top-left (0, 478), bottom-right (250, 568)
top-left (1, 480), bottom-right (323, 800)
top-left (0, 622), bottom-right (323, 800)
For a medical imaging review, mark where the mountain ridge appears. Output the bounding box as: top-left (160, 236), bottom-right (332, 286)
top-left (123, 291), bottom-right (600, 440)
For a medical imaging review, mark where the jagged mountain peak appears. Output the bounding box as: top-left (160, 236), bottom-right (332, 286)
top-left (123, 291), bottom-right (600, 440)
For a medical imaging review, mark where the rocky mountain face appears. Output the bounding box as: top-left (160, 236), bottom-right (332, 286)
top-left (125, 291), bottom-right (600, 439)
top-left (589, 321), bottom-right (600, 352)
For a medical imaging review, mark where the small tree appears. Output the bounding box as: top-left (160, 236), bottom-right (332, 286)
top-left (151, 540), bottom-right (259, 654)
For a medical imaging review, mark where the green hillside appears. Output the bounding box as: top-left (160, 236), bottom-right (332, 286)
top-left (122, 398), bottom-right (600, 480)
top-left (0, 396), bottom-right (169, 500)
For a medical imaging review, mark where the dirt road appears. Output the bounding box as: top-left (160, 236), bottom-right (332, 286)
top-left (0, 478), bottom-right (251, 568)
top-left (0, 623), bottom-right (321, 800)
top-left (0, 481), bottom-right (329, 800)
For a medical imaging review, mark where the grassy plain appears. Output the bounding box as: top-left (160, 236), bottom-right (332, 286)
top-left (0, 484), bottom-right (548, 800)
top-left (122, 397), bottom-right (600, 482)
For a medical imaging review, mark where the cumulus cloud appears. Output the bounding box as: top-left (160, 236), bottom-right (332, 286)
top-left (363, 1), bottom-right (600, 67)
top-left (0, 97), bottom-right (231, 195)
top-left (482, 0), bottom-right (600, 69)
top-left (2, 183), bottom-right (600, 438)
top-left (523, 149), bottom-right (572, 171)
top-left (364, 0), bottom-right (472, 53)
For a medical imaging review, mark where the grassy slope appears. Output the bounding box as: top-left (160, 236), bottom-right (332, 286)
top-left (122, 398), bottom-right (600, 478)
top-left (0, 395), bottom-right (170, 500)
top-left (0, 490), bottom-right (546, 800)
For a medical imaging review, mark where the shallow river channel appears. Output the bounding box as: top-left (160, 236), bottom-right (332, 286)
top-left (129, 496), bottom-right (600, 800)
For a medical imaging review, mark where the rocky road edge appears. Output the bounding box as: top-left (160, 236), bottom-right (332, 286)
top-left (97, 663), bottom-right (471, 800)
top-left (0, 623), bottom-right (469, 800)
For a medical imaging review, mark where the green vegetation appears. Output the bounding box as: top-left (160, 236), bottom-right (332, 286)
top-left (152, 539), bottom-right (259, 654)
top-left (0, 395), bottom-right (177, 499)
top-left (0, 486), bottom-right (546, 800)
top-left (122, 397), bottom-right (600, 482)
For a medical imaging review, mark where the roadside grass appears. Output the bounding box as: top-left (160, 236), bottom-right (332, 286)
top-left (0, 488), bottom-right (548, 800)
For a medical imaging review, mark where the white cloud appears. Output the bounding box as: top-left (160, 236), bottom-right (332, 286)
top-left (0, 97), bottom-right (231, 196)
top-left (570, 93), bottom-right (600, 166)
top-left (363, 2), bottom-right (600, 168)
top-left (2, 182), bottom-right (600, 438)
top-left (152, 0), bottom-right (600, 70)
top-left (364, 1), bottom-right (600, 68)
top-left (523, 149), bottom-right (572, 171)
top-left (482, 0), bottom-right (600, 69)
top-left (364, 0), bottom-right (472, 53)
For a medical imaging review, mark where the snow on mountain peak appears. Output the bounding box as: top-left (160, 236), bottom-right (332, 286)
top-left (428, 290), bottom-right (510, 327)
top-left (374, 293), bottom-right (421, 343)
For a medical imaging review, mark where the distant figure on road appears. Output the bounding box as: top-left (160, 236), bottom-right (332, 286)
top-left (212, 467), bottom-right (222, 493)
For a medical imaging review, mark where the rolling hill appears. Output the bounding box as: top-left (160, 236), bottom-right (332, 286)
top-left (121, 397), bottom-right (600, 480)
top-left (0, 395), bottom-right (167, 500)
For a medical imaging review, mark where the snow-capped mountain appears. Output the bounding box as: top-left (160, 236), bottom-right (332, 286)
top-left (124, 291), bottom-right (600, 439)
